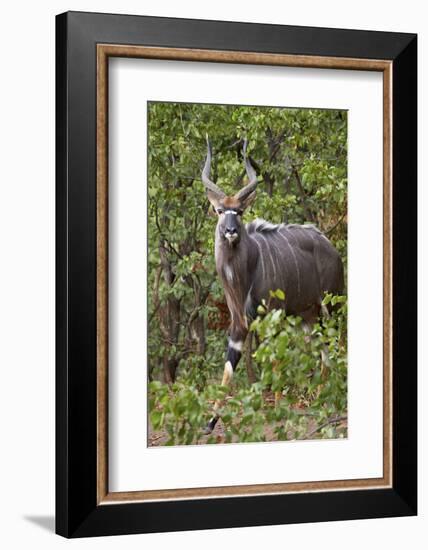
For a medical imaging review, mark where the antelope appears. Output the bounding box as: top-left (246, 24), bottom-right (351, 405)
top-left (202, 137), bottom-right (344, 434)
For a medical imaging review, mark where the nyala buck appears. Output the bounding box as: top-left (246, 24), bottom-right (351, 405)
top-left (202, 137), bottom-right (344, 433)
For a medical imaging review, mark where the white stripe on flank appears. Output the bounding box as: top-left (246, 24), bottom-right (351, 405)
top-left (301, 224), bottom-right (328, 242)
top-left (229, 339), bottom-right (243, 352)
top-left (277, 230), bottom-right (301, 297)
top-left (259, 234), bottom-right (277, 281)
top-left (303, 227), bottom-right (316, 245)
top-left (252, 238), bottom-right (266, 280)
top-left (297, 225), bottom-right (314, 246)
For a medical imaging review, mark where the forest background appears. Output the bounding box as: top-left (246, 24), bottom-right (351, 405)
top-left (147, 102), bottom-right (348, 446)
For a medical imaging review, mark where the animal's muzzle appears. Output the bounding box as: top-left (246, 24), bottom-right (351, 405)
top-left (224, 229), bottom-right (238, 243)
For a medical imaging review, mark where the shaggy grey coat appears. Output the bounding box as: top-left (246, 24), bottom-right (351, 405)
top-left (217, 219), bottom-right (344, 338)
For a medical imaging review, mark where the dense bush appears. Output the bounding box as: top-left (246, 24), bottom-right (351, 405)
top-left (147, 102), bottom-right (347, 445)
top-left (149, 292), bottom-right (347, 445)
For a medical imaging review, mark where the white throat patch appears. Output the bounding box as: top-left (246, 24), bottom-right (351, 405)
top-left (225, 233), bottom-right (238, 244)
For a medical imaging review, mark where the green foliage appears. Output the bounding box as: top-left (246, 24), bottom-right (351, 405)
top-left (251, 293), bottom-right (348, 435)
top-left (149, 294), bottom-right (347, 445)
top-left (147, 102), bottom-right (347, 445)
top-left (149, 380), bottom-right (227, 445)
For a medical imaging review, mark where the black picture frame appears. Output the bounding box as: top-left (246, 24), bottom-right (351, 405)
top-left (56, 11), bottom-right (417, 538)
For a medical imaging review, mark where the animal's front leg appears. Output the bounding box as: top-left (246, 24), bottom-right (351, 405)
top-left (221, 336), bottom-right (244, 385)
top-left (204, 332), bottom-right (247, 434)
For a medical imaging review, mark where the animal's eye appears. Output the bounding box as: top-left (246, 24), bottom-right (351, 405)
top-left (237, 209), bottom-right (243, 216)
top-left (217, 208), bottom-right (224, 215)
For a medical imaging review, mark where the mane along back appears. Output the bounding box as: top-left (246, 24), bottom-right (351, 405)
top-left (246, 218), bottom-right (279, 234)
top-left (246, 219), bottom-right (323, 241)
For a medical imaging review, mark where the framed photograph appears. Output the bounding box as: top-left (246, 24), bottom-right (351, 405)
top-left (56, 11), bottom-right (417, 538)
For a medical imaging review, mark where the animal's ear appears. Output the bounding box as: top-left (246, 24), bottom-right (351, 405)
top-left (206, 190), bottom-right (222, 211)
top-left (240, 191), bottom-right (257, 211)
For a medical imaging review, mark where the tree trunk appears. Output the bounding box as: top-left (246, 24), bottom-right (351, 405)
top-left (159, 242), bottom-right (181, 383)
top-left (192, 314), bottom-right (206, 356)
top-left (293, 167), bottom-right (315, 223)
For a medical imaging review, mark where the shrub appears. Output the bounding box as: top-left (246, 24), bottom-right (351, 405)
top-left (149, 292), bottom-right (347, 445)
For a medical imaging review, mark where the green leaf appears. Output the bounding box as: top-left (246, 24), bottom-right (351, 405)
top-left (275, 288), bottom-right (285, 300)
top-left (322, 293), bottom-right (332, 306)
top-left (150, 410), bottom-right (164, 429)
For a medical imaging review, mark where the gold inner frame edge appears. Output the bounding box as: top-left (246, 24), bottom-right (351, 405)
top-left (96, 44), bottom-right (393, 505)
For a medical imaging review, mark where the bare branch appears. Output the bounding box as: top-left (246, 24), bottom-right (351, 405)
top-left (300, 415), bottom-right (347, 440)
top-left (323, 211), bottom-right (347, 236)
top-left (292, 167), bottom-right (315, 223)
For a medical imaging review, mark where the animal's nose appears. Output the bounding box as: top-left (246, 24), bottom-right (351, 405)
top-left (226, 227), bottom-right (237, 234)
